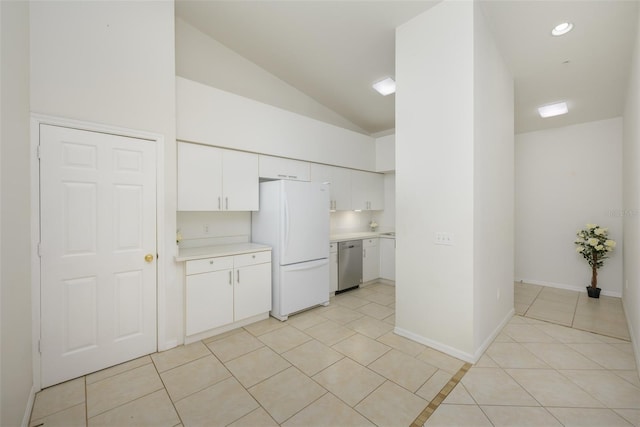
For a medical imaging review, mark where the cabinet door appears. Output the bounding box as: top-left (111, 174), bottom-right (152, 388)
top-left (330, 251), bottom-right (338, 294)
top-left (379, 238), bottom-right (396, 281)
top-left (185, 270), bottom-right (233, 335)
top-left (332, 167), bottom-right (352, 211)
top-left (351, 170), bottom-right (384, 211)
top-left (178, 142), bottom-right (223, 211)
top-left (259, 155), bottom-right (310, 181)
top-left (368, 172), bottom-right (384, 210)
top-left (310, 164), bottom-right (334, 209)
top-left (363, 239), bottom-right (380, 282)
top-left (222, 150), bottom-right (259, 211)
top-left (234, 262), bottom-right (271, 321)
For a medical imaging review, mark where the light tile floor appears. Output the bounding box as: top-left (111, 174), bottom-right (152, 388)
top-left (30, 281), bottom-right (640, 427)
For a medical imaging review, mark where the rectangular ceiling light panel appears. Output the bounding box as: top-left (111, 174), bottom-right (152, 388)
top-left (538, 102), bottom-right (568, 118)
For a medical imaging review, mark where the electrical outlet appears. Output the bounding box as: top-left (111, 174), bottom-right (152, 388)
top-left (203, 224), bottom-right (210, 234)
top-left (434, 232), bottom-right (454, 246)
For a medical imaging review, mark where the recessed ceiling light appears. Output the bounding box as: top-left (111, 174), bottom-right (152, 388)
top-left (538, 102), bottom-right (568, 118)
top-left (552, 22), bottom-right (574, 36)
top-left (372, 77), bottom-right (396, 96)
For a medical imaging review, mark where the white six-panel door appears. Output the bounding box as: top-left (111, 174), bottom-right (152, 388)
top-left (39, 124), bottom-right (157, 387)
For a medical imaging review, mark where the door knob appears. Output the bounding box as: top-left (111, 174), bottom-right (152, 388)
top-left (144, 254), bottom-right (154, 263)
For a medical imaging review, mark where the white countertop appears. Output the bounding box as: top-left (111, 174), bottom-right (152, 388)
top-left (175, 243), bottom-right (271, 262)
top-left (330, 231), bottom-right (395, 243)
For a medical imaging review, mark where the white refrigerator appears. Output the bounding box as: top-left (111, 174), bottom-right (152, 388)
top-left (252, 180), bottom-right (330, 320)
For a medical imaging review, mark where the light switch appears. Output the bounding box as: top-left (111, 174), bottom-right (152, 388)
top-left (434, 232), bottom-right (454, 246)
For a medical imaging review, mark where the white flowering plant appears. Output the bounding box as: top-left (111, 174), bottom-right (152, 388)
top-left (575, 223), bottom-right (616, 288)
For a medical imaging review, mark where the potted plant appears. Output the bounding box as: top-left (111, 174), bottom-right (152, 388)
top-left (575, 223), bottom-right (616, 298)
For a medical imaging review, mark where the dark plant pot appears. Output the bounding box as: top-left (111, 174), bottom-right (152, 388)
top-left (586, 286), bottom-right (601, 298)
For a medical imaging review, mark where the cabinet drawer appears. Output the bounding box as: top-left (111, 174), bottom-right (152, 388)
top-left (234, 250), bottom-right (271, 268)
top-left (363, 238), bottom-right (378, 247)
top-left (186, 256), bottom-right (234, 275)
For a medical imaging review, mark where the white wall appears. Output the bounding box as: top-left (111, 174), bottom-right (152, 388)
top-left (472, 4), bottom-right (514, 352)
top-left (515, 118), bottom-right (624, 296)
top-left (175, 18), bottom-right (366, 135)
top-left (375, 134), bottom-right (395, 172)
top-left (30, 1), bottom-right (179, 350)
top-left (396, 0), bottom-right (513, 361)
top-left (622, 5), bottom-right (640, 370)
top-left (1, 1), bottom-right (32, 425)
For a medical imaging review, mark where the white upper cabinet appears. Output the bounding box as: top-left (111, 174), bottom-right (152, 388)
top-left (310, 164), bottom-right (352, 210)
top-left (259, 155), bottom-right (310, 181)
top-left (351, 170), bottom-right (384, 211)
top-left (178, 142), bottom-right (258, 211)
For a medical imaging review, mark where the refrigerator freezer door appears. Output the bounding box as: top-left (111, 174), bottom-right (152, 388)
top-left (280, 181), bottom-right (330, 266)
top-left (278, 258), bottom-right (330, 318)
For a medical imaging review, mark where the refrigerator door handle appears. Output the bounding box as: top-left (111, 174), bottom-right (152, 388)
top-left (284, 258), bottom-right (329, 272)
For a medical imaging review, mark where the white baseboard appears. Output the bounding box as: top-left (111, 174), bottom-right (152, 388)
top-left (21, 385), bottom-right (37, 427)
top-left (622, 299), bottom-right (640, 373)
top-left (515, 277), bottom-right (622, 298)
top-left (394, 308), bottom-right (515, 364)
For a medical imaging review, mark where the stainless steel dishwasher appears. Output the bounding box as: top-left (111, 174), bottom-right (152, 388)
top-left (338, 240), bottom-right (363, 292)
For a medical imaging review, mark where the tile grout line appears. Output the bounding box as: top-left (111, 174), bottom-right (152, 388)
top-left (410, 362), bottom-right (472, 427)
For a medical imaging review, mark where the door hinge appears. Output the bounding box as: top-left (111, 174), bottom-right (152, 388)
top-left (38, 340), bottom-right (41, 354)
top-left (37, 242), bottom-right (42, 257)
top-left (37, 145), bottom-right (41, 159)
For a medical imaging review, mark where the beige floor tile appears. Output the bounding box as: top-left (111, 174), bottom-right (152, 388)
top-left (474, 354), bottom-right (499, 368)
top-left (345, 316), bottom-right (394, 339)
top-left (332, 333), bottom-right (391, 366)
top-left (376, 332), bottom-right (426, 357)
top-left (31, 377), bottom-right (85, 420)
top-left (313, 358), bottom-right (385, 407)
top-left (249, 367), bottom-right (327, 423)
top-left (506, 369), bottom-right (604, 408)
top-left (362, 292), bottom-right (395, 306)
top-left (573, 315), bottom-right (631, 340)
top-left (86, 356), bottom-right (152, 385)
top-left (305, 320), bottom-right (356, 346)
top-left (319, 305), bottom-right (364, 324)
top-left (243, 317), bottom-right (288, 337)
top-left (160, 355), bottom-right (231, 402)
top-left (481, 405), bottom-right (562, 426)
top-left (507, 315), bottom-right (530, 324)
top-left (522, 342), bottom-right (603, 370)
top-left (151, 341), bottom-right (211, 373)
top-left (614, 370), bottom-right (640, 388)
top-left (615, 409), bottom-right (640, 426)
top-left (528, 296), bottom-right (577, 312)
top-left (205, 330), bottom-right (264, 362)
top-left (424, 404), bottom-right (492, 426)
top-left (30, 403), bottom-right (86, 427)
top-left (282, 340), bottom-right (344, 376)
top-left (416, 369), bottom-right (454, 402)
top-left (525, 305), bottom-right (575, 326)
top-left (174, 377), bottom-right (259, 427)
top-left (502, 324), bottom-right (557, 343)
top-left (224, 346), bottom-right (291, 388)
top-left (493, 332), bottom-right (515, 342)
top-left (382, 314), bottom-right (395, 325)
top-left (355, 381), bottom-right (427, 427)
top-left (86, 364), bottom-right (164, 418)
top-left (486, 342), bottom-right (550, 369)
top-left (515, 303), bottom-right (530, 315)
top-left (547, 407), bottom-right (633, 426)
top-left (442, 383), bottom-right (475, 404)
top-left (611, 342), bottom-right (636, 354)
top-left (88, 389), bottom-right (179, 427)
top-left (228, 407), bottom-right (278, 427)
top-left (286, 311), bottom-right (328, 331)
top-left (568, 343), bottom-right (637, 370)
top-left (561, 370), bottom-right (640, 409)
top-left (257, 326), bottom-right (312, 354)
top-left (282, 392), bottom-right (375, 427)
top-left (418, 347), bottom-right (465, 374)
top-left (333, 294), bottom-right (370, 309)
top-left (533, 323), bottom-right (605, 343)
top-left (357, 302), bottom-right (394, 320)
top-left (202, 327), bottom-right (242, 344)
top-left (368, 349), bottom-right (438, 392)
top-left (461, 368), bottom-right (539, 406)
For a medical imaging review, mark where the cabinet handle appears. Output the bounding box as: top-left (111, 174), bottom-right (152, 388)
top-left (237, 269), bottom-right (240, 283)
top-left (218, 197), bottom-right (221, 210)
top-left (228, 271), bottom-right (232, 285)
top-left (277, 174), bottom-right (287, 178)
top-left (225, 197), bottom-right (229, 210)
top-left (209, 260), bottom-right (214, 265)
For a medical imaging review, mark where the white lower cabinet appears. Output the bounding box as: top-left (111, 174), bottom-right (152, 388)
top-left (380, 238), bottom-right (396, 281)
top-left (329, 242), bottom-right (338, 294)
top-left (362, 238), bottom-right (380, 282)
top-left (185, 250), bottom-right (271, 337)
